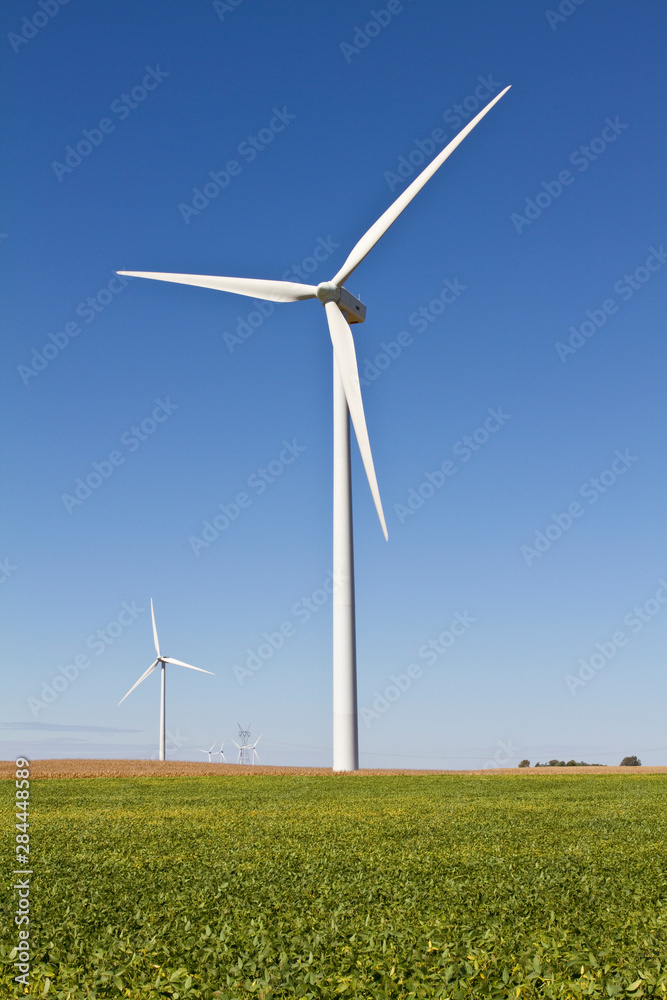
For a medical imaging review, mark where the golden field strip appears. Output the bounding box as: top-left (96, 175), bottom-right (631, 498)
top-left (1, 759), bottom-right (666, 778)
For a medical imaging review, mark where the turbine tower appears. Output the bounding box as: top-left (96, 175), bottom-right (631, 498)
top-left (118, 598), bottom-right (214, 760)
top-left (117, 87), bottom-right (510, 771)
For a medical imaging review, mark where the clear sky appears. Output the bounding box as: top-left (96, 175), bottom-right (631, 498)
top-left (1, 0), bottom-right (666, 768)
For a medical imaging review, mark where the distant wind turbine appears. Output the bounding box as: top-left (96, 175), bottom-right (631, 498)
top-left (118, 599), bottom-right (214, 760)
top-left (117, 86), bottom-right (510, 771)
top-left (198, 743), bottom-right (218, 763)
top-left (231, 733), bottom-right (262, 765)
top-left (248, 736), bottom-right (261, 765)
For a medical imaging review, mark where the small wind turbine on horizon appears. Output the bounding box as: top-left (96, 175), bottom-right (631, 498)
top-left (118, 599), bottom-right (214, 760)
top-left (248, 737), bottom-right (261, 765)
top-left (231, 733), bottom-right (262, 765)
top-left (117, 86), bottom-right (511, 771)
top-left (198, 742), bottom-right (218, 763)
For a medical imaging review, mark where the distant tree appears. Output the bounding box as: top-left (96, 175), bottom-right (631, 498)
top-left (535, 759), bottom-right (600, 767)
top-left (518, 759), bottom-right (530, 768)
top-left (620, 755), bottom-right (641, 766)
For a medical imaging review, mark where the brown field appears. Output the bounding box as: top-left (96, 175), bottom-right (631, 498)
top-left (1, 759), bottom-right (665, 779)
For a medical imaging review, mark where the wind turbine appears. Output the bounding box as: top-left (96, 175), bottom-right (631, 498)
top-left (198, 743), bottom-right (218, 763)
top-left (117, 86), bottom-right (510, 772)
top-left (231, 733), bottom-right (262, 765)
top-left (247, 735), bottom-right (262, 765)
top-left (118, 598), bottom-right (214, 760)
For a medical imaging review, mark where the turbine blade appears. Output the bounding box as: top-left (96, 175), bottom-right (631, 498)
top-left (117, 660), bottom-right (158, 705)
top-left (324, 301), bottom-right (388, 540)
top-left (116, 271), bottom-right (318, 303)
top-left (163, 656), bottom-right (214, 675)
top-left (150, 598), bottom-right (161, 657)
top-left (331, 86), bottom-right (511, 287)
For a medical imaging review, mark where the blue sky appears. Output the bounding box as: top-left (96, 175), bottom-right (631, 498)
top-left (1, 0), bottom-right (666, 768)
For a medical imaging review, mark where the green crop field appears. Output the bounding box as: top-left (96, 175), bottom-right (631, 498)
top-left (1, 774), bottom-right (666, 999)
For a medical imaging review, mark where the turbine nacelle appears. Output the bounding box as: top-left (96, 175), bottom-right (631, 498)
top-left (316, 281), bottom-right (366, 325)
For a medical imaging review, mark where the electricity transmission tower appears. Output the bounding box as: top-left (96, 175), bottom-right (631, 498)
top-left (235, 723), bottom-right (252, 765)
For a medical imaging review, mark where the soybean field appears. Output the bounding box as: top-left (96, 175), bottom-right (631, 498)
top-left (1, 773), bottom-right (666, 998)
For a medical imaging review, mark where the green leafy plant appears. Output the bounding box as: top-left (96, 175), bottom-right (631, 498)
top-left (1, 772), bottom-right (665, 998)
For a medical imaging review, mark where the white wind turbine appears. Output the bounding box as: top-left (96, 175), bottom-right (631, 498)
top-left (118, 87), bottom-right (510, 771)
top-left (231, 734), bottom-right (262, 765)
top-left (248, 736), bottom-right (261, 765)
top-left (118, 598), bottom-right (214, 760)
top-left (198, 742), bottom-right (218, 763)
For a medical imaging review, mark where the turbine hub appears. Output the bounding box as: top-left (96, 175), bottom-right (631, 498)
top-left (316, 281), bottom-right (341, 304)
